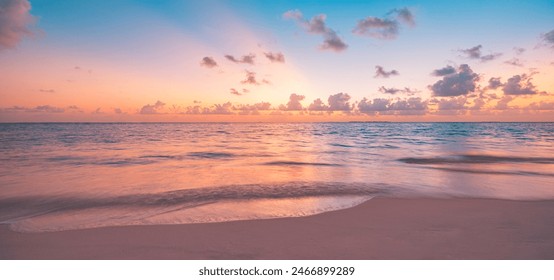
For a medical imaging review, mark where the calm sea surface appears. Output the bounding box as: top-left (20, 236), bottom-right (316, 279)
top-left (1, 123), bottom-right (553, 232)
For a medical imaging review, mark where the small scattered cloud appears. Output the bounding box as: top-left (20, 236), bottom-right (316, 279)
top-left (283, 9), bottom-right (348, 52)
top-left (374, 65), bottom-right (399, 78)
top-left (67, 105), bottom-right (83, 113)
top-left (431, 65), bottom-right (456, 76)
top-left (0, 0), bottom-right (36, 50)
top-left (459, 45), bottom-right (502, 62)
top-left (502, 74), bottom-right (539, 95)
top-left (541, 29), bottom-right (554, 48)
top-left (264, 52), bottom-right (285, 63)
top-left (378, 86), bottom-right (418, 95)
top-left (513, 47), bottom-right (525, 55)
top-left (429, 64), bottom-right (479, 97)
top-left (391, 8), bottom-right (416, 27)
top-left (225, 53), bottom-right (256, 64)
top-left (241, 70), bottom-right (260, 85)
top-left (378, 86), bottom-right (402, 95)
top-left (92, 107), bottom-right (104, 114)
top-left (352, 7), bottom-right (415, 40)
top-left (140, 100), bottom-right (165, 114)
top-left (230, 88), bottom-right (242, 96)
top-left (200, 56), bottom-right (218, 68)
top-left (114, 108), bottom-right (123, 114)
top-left (504, 58), bottom-right (524, 67)
top-left (39, 89), bottom-right (55, 93)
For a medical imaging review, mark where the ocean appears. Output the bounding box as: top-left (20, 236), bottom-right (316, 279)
top-left (1, 122), bottom-right (553, 232)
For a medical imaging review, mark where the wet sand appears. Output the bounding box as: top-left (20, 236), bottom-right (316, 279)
top-left (1, 197), bottom-right (553, 259)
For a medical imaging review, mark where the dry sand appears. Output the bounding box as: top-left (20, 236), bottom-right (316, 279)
top-left (1, 198), bottom-right (553, 259)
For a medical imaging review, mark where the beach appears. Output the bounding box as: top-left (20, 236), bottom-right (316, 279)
top-left (2, 197), bottom-right (553, 260)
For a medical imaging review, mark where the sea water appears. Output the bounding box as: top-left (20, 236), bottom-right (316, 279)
top-left (1, 122), bottom-right (553, 232)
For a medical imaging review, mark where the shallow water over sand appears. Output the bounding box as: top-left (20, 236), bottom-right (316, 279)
top-left (1, 122), bottom-right (553, 231)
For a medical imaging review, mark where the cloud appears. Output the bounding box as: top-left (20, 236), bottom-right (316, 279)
top-left (140, 100), bottom-right (165, 114)
top-left (541, 29), bottom-right (554, 48)
top-left (504, 58), bottom-right (524, 67)
top-left (67, 105), bottom-right (83, 113)
top-left (225, 53), bottom-right (256, 65)
top-left (2, 105), bottom-right (70, 113)
top-left (437, 97), bottom-right (467, 110)
top-left (529, 101), bottom-right (554, 110)
top-left (352, 7), bottom-right (415, 40)
top-left (327, 93), bottom-right (352, 111)
top-left (264, 52), bottom-right (285, 63)
top-left (391, 8), bottom-right (416, 27)
top-left (182, 102), bottom-right (234, 115)
top-left (358, 98), bottom-right (390, 112)
top-left (495, 95), bottom-right (514, 110)
top-left (358, 97), bottom-right (427, 115)
top-left (387, 97), bottom-right (427, 112)
top-left (200, 56), bottom-right (218, 68)
top-left (378, 87), bottom-right (402, 95)
top-left (39, 89), bottom-right (55, 93)
top-left (502, 74), bottom-right (539, 95)
top-left (0, 0), bottom-right (36, 50)
top-left (283, 10), bottom-right (348, 52)
top-left (281, 93), bottom-right (305, 111)
top-left (471, 98), bottom-right (486, 110)
top-left (230, 88), bottom-right (242, 96)
top-left (320, 30), bottom-right (348, 52)
top-left (378, 86), bottom-right (418, 95)
top-left (487, 77), bottom-right (503, 90)
top-left (431, 65), bottom-right (456, 76)
top-left (459, 45), bottom-right (502, 62)
top-left (429, 64), bottom-right (479, 97)
top-left (209, 102), bottom-right (234, 114)
top-left (308, 98), bottom-right (329, 111)
top-left (513, 47), bottom-right (525, 55)
top-left (92, 107), bottom-right (104, 114)
top-left (374, 65), bottom-right (399, 78)
top-left (234, 102), bottom-right (272, 115)
top-left (114, 108), bottom-right (123, 114)
top-left (32, 105), bottom-right (65, 113)
top-left (241, 70), bottom-right (260, 85)
top-left (305, 93), bottom-right (352, 111)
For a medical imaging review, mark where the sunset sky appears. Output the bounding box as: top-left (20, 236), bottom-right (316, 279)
top-left (1, 0), bottom-right (553, 122)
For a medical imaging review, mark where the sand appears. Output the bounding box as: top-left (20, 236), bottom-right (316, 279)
top-left (1, 197), bottom-right (553, 259)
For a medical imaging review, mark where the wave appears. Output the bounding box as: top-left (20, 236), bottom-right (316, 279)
top-left (398, 155), bottom-right (554, 165)
top-left (421, 166), bottom-right (554, 177)
top-left (187, 152), bottom-right (236, 159)
top-left (0, 182), bottom-right (397, 232)
top-left (262, 161), bottom-right (342, 167)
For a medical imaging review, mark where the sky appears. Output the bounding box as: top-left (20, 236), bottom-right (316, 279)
top-left (0, 0), bottom-right (553, 122)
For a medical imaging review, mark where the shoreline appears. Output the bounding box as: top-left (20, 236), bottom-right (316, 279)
top-left (1, 197), bottom-right (553, 259)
